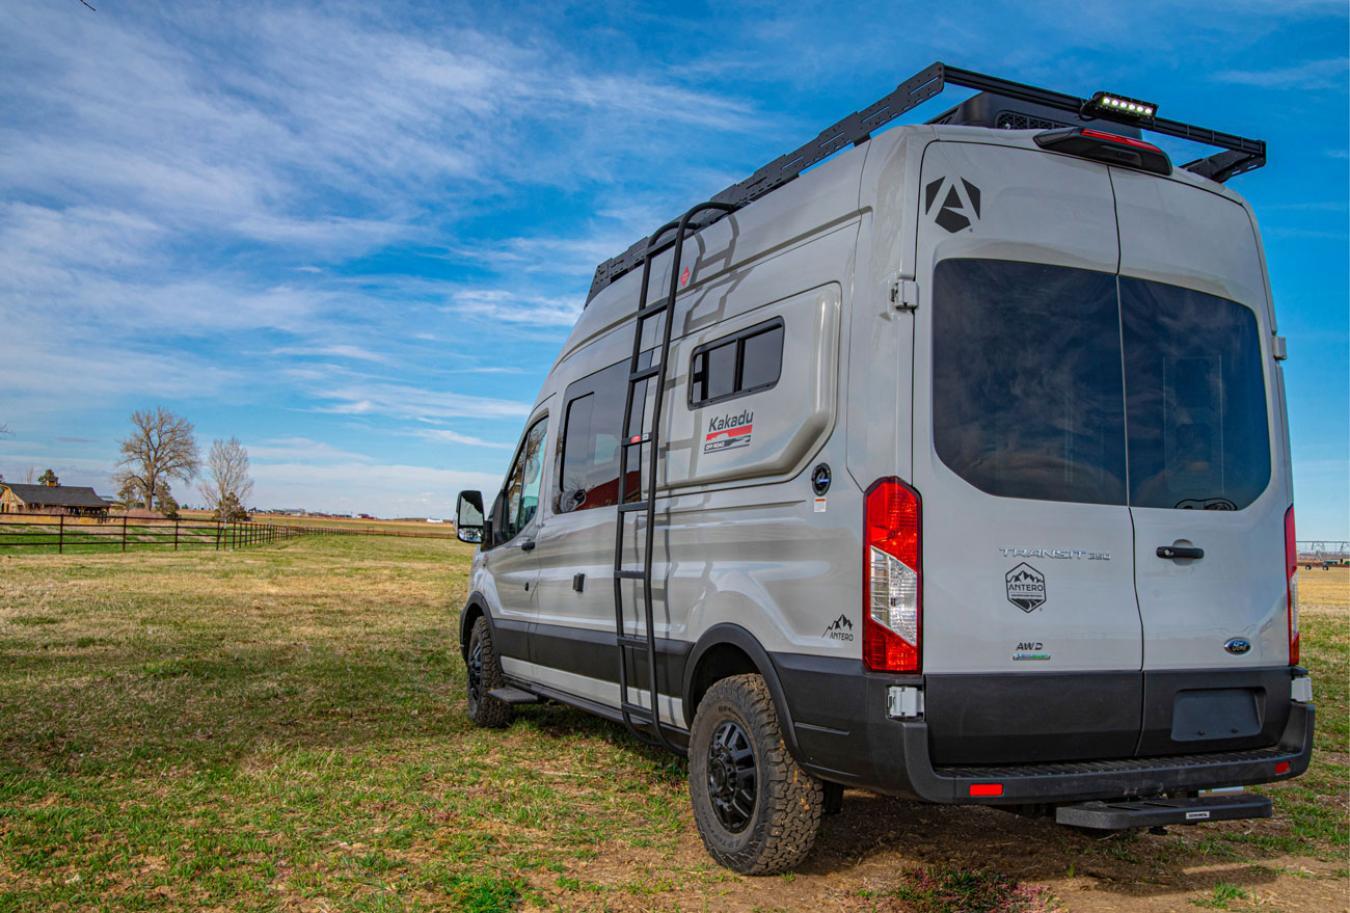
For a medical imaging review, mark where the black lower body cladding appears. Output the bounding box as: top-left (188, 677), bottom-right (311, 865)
top-left (774, 656), bottom-right (1312, 803)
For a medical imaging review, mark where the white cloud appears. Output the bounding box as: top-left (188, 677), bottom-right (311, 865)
top-left (414, 429), bottom-right (512, 449)
top-left (1215, 57), bottom-right (1349, 90)
top-left (448, 289), bottom-right (582, 326)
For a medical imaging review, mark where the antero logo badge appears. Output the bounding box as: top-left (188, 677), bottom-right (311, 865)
top-left (823, 614), bottom-right (854, 642)
top-left (924, 176), bottom-right (982, 233)
top-left (1005, 563), bottom-right (1046, 613)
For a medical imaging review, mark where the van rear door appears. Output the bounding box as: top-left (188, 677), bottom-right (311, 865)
top-left (911, 140), bottom-right (1143, 764)
top-left (1113, 171), bottom-right (1293, 755)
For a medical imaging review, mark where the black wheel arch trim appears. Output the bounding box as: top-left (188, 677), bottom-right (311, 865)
top-left (459, 593), bottom-right (492, 659)
top-left (682, 623), bottom-right (805, 761)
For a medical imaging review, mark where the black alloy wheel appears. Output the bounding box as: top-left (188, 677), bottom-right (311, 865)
top-left (707, 720), bottom-right (757, 833)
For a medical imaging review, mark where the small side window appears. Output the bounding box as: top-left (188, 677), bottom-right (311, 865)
top-left (689, 319), bottom-right (784, 407)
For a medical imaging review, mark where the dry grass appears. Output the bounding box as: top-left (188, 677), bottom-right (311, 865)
top-left (0, 536), bottom-right (1344, 913)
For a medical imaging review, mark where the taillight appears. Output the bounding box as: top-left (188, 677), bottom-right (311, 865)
top-left (1285, 505), bottom-right (1299, 665)
top-left (864, 478), bottom-right (921, 672)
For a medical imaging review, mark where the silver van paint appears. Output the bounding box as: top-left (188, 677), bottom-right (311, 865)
top-left (459, 118), bottom-right (1310, 831)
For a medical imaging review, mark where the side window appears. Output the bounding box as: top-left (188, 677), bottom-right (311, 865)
top-left (557, 354), bottom-right (650, 513)
top-left (502, 418), bottom-right (548, 541)
top-left (689, 319), bottom-right (784, 407)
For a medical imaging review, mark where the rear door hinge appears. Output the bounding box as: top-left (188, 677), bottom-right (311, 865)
top-left (891, 278), bottom-right (919, 311)
top-left (1272, 335), bottom-right (1288, 361)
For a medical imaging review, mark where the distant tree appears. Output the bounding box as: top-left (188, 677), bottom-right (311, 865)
top-left (114, 407), bottom-right (199, 512)
top-left (37, 468), bottom-right (59, 487)
top-left (198, 437), bottom-right (254, 521)
top-left (155, 482), bottom-right (181, 520)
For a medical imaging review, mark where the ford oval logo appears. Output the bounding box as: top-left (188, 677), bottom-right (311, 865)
top-left (1224, 638), bottom-right (1252, 656)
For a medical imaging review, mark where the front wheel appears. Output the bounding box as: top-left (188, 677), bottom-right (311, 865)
top-left (688, 674), bottom-right (824, 874)
top-left (465, 616), bottom-right (513, 728)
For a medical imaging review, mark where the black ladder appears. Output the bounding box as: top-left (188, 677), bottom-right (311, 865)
top-left (612, 200), bottom-right (737, 751)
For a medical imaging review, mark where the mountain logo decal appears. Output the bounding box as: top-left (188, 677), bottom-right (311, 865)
top-left (823, 614), bottom-right (854, 642)
top-left (1005, 563), bottom-right (1046, 613)
top-left (925, 176), bottom-right (982, 233)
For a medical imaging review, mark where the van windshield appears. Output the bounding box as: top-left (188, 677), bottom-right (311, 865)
top-left (933, 259), bottom-right (1271, 510)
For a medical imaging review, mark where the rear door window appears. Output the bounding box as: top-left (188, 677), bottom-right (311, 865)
top-left (933, 259), bottom-right (1128, 505)
top-left (1120, 278), bottom-right (1270, 510)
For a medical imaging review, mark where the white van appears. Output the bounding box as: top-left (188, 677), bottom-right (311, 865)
top-left (453, 64), bottom-right (1314, 874)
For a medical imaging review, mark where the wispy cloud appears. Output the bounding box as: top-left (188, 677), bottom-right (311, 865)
top-left (1215, 57), bottom-right (1349, 90)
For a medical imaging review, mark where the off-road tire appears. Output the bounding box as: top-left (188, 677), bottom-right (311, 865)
top-left (688, 674), bottom-right (824, 874)
top-left (465, 616), bottom-right (513, 728)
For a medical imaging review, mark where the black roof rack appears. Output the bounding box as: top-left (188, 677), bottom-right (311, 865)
top-left (586, 61), bottom-right (1266, 303)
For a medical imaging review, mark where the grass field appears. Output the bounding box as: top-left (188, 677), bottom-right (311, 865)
top-left (0, 539), bottom-right (1344, 912)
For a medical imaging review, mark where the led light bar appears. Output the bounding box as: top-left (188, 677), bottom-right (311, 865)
top-left (1083, 90), bottom-right (1157, 121)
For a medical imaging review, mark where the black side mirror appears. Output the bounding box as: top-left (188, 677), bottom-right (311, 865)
top-left (455, 490), bottom-right (484, 544)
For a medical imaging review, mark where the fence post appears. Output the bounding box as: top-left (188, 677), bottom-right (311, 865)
top-left (122, 515), bottom-right (128, 552)
top-left (174, 518), bottom-right (180, 551)
top-left (215, 522), bottom-right (221, 551)
top-left (58, 514), bottom-right (64, 554)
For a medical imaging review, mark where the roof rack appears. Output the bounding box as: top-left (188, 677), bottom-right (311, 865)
top-left (586, 61), bottom-right (1266, 303)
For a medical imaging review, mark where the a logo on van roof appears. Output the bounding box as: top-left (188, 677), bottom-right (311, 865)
top-left (1005, 563), bottom-right (1046, 613)
top-left (925, 176), bottom-right (982, 234)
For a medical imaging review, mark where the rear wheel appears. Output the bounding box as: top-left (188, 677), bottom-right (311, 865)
top-left (465, 616), bottom-right (513, 728)
top-left (688, 674), bottom-right (823, 874)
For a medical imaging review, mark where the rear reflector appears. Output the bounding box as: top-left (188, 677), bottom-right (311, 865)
top-left (1274, 761), bottom-right (1291, 776)
top-left (1034, 126), bottom-right (1172, 175)
top-left (969, 783), bottom-right (1004, 797)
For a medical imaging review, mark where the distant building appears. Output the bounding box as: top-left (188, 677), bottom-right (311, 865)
top-left (0, 482), bottom-right (112, 518)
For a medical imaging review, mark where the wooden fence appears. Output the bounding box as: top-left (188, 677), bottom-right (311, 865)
top-left (0, 511), bottom-right (353, 554)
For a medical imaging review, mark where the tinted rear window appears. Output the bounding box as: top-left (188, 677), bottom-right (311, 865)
top-left (933, 259), bottom-right (1271, 510)
top-left (1121, 277), bottom-right (1270, 510)
top-left (933, 259), bottom-right (1128, 505)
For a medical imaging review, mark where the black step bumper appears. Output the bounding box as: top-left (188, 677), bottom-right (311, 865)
top-left (1055, 794), bottom-right (1272, 830)
top-left (876, 701), bottom-right (1314, 805)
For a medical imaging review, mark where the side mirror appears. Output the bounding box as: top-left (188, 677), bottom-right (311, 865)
top-left (455, 490), bottom-right (484, 544)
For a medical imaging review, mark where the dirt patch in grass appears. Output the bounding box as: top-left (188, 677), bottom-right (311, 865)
top-left (0, 536), bottom-right (1345, 912)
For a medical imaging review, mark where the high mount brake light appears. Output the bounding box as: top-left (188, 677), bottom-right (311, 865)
top-left (1286, 505), bottom-right (1299, 665)
top-left (1083, 90), bottom-right (1157, 121)
top-left (1034, 126), bottom-right (1173, 176)
top-left (863, 479), bottom-right (921, 673)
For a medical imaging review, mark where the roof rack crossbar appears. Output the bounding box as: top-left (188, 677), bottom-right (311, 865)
top-left (587, 62), bottom-right (1267, 302)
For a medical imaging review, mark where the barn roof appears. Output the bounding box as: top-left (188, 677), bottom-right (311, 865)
top-left (2, 483), bottom-right (110, 508)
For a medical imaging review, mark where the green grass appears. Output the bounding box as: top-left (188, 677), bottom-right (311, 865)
top-left (0, 537), bottom-right (1344, 912)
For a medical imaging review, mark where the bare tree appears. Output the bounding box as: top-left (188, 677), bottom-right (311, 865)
top-left (115, 407), bottom-right (200, 512)
top-left (198, 437), bottom-right (254, 520)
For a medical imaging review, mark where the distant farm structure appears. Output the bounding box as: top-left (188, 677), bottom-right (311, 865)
top-left (0, 482), bottom-right (111, 518)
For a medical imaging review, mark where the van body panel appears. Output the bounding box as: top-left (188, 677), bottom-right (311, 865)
top-left (1113, 169), bottom-right (1291, 671)
top-left (912, 140), bottom-right (1144, 681)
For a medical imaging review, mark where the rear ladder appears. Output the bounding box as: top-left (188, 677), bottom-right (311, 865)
top-left (612, 200), bottom-right (737, 751)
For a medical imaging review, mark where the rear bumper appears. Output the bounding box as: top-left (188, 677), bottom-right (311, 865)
top-left (893, 701), bottom-right (1314, 804)
top-left (773, 654), bottom-right (1314, 804)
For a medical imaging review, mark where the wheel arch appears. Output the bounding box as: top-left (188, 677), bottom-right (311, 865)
top-left (459, 593), bottom-right (492, 660)
top-left (682, 623), bottom-right (802, 759)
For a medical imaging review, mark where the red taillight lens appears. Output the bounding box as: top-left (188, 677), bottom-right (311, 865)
top-left (1079, 128), bottom-right (1164, 154)
top-left (863, 478), bottom-right (921, 673)
top-left (1285, 505), bottom-right (1299, 665)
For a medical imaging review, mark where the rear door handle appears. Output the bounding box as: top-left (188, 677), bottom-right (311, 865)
top-left (1157, 545), bottom-right (1204, 560)
top-left (519, 538), bottom-right (536, 552)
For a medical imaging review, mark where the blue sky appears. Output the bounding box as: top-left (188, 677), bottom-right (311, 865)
top-left (1, 1), bottom-right (1346, 534)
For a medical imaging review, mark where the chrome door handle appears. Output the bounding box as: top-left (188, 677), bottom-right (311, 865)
top-left (1157, 545), bottom-right (1204, 560)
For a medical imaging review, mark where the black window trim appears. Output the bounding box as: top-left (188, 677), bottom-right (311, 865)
top-left (687, 317), bottom-right (785, 409)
